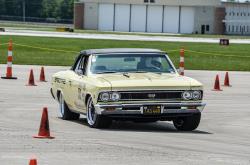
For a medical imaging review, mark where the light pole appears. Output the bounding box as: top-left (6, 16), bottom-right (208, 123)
top-left (22, 0), bottom-right (26, 22)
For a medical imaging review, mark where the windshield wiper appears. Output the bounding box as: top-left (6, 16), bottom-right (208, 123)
top-left (130, 71), bottom-right (162, 74)
top-left (95, 71), bottom-right (118, 74)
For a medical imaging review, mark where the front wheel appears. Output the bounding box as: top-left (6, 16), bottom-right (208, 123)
top-left (59, 92), bottom-right (80, 120)
top-left (173, 113), bottom-right (201, 131)
top-left (86, 97), bottom-right (112, 128)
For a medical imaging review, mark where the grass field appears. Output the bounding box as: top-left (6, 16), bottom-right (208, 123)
top-left (0, 35), bottom-right (250, 71)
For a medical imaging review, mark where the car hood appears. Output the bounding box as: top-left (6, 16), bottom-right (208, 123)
top-left (93, 73), bottom-right (202, 91)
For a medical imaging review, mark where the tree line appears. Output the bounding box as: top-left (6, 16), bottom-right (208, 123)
top-left (0, 0), bottom-right (76, 22)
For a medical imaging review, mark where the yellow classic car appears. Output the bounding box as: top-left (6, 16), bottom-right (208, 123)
top-left (51, 48), bottom-right (206, 131)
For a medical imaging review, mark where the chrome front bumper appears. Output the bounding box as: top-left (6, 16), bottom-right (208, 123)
top-left (94, 102), bottom-right (206, 115)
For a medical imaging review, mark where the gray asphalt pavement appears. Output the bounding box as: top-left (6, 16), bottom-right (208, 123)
top-left (0, 65), bottom-right (250, 165)
top-left (1, 29), bottom-right (250, 44)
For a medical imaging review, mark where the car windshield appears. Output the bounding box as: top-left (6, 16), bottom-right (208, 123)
top-left (90, 53), bottom-right (176, 74)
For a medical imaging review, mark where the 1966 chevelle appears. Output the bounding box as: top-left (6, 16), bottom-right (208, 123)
top-left (51, 48), bottom-right (206, 131)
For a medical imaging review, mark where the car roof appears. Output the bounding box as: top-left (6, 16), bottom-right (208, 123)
top-left (81, 48), bottom-right (165, 55)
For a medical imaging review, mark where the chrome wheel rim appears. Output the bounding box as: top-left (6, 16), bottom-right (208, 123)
top-left (87, 98), bottom-right (97, 126)
top-left (59, 93), bottom-right (64, 117)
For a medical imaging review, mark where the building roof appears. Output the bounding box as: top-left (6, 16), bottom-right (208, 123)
top-left (81, 48), bottom-right (164, 55)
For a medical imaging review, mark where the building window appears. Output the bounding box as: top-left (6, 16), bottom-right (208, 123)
top-left (144, 0), bottom-right (155, 3)
top-left (206, 25), bottom-right (210, 32)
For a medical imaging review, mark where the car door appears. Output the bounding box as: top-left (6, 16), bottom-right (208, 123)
top-left (69, 55), bottom-right (89, 113)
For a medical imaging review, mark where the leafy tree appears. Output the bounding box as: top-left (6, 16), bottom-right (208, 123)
top-left (4, 0), bottom-right (22, 16)
top-left (0, 0), bottom-right (75, 20)
top-left (42, 0), bottom-right (59, 18)
top-left (0, 0), bottom-right (6, 15)
top-left (26, 0), bottom-right (43, 17)
top-left (58, 0), bottom-right (74, 19)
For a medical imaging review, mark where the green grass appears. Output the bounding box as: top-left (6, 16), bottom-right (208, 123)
top-left (0, 35), bottom-right (250, 71)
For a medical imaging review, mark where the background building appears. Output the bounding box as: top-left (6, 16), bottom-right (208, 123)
top-left (74, 0), bottom-right (223, 34)
top-left (223, 2), bottom-right (250, 35)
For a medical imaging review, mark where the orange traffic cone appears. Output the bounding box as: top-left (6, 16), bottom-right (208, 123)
top-left (29, 158), bottom-right (37, 165)
top-left (39, 67), bottom-right (47, 82)
top-left (179, 48), bottom-right (185, 76)
top-left (33, 107), bottom-right (54, 139)
top-left (1, 39), bottom-right (17, 79)
top-left (212, 75), bottom-right (222, 91)
top-left (223, 72), bottom-right (232, 87)
top-left (26, 69), bottom-right (37, 86)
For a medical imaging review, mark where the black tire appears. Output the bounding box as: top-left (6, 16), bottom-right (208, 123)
top-left (173, 113), bottom-right (201, 131)
top-left (86, 97), bottom-right (112, 128)
top-left (59, 92), bottom-right (80, 120)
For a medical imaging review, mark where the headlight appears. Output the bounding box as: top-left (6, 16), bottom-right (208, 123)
top-left (99, 92), bottom-right (120, 101)
top-left (193, 91), bottom-right (202, 100)
top-left (111, 92), bottom-right (120, 101)
top-left (100, 92), bottom-right (110, 101)
top-left (182, 91), bottom-right (193, 100)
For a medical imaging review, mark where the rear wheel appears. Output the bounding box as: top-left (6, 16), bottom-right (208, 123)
top-left (59, 92), bottom-right (80, 120)
top-left (173, 113), bottom-right (201, 131)
top-left (86, 97), bottom-right (112, 128)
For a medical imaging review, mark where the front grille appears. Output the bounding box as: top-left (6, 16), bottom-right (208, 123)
top-left (119, 90), bottom-right (183, 101)
top-left (122, 107), bottom-right (141, 110)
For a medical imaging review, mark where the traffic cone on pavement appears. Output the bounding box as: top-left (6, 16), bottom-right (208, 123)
top-left (29, 158), bottom-right (37, 165)
top-left (39, 67), bottom-right (47, 82)
top-left (223, 72), bottom-right (231, 87)
top-left (33, 107), bottom-right (54, 139)
top-left (212, 75), bottom-right (222, 91)
top-left (1, 39), bottom-right (17, 79)
top-left (179, 48), bottom-right (185, 76)
top-left (26, 69), bottom-right (37, 86)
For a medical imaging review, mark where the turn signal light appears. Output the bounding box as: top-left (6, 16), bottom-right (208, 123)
top-left (187, 106), bottom-right (197, 110)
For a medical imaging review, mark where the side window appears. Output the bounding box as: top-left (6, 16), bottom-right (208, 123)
top-left (75, 56), bottom-right (88, 75)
